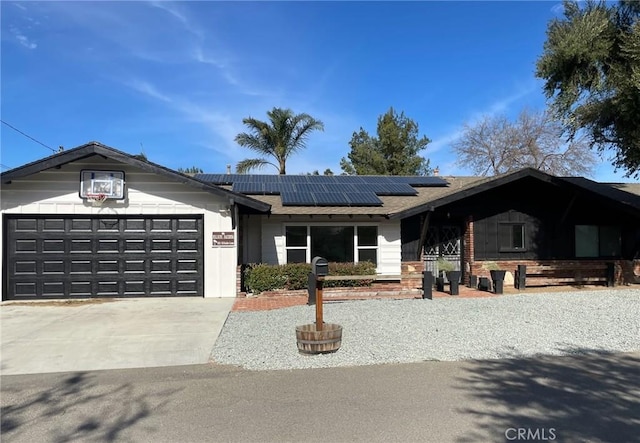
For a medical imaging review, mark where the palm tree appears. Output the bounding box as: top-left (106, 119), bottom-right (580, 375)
top-left (235, 107), bottom-right (324, 174)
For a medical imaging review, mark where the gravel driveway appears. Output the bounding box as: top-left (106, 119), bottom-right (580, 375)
top-left (211, 288), bottom-right (640, 371)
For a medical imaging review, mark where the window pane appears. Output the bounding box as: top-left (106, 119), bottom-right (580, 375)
top-left (599, 226), bottom-right (621, 257)
top-left (311, 226), bottom-right (354, 262)
top-left (358, 226), bottom-right (378, 246)
top-left (498, 224), bottom-right (511, 249)
top-left (512, 225), bottom-right (524, 249)
top-left (287, 249), bottom-right (307, 263)
top-left (575, 225), bottom-right (598, 257)
top-left (358, 249), bottom-right (377, 264)
top-left (286, 226), bottom-right (307, 247)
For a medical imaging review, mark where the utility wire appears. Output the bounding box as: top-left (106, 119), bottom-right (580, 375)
top-left (1, 119), bottom-right (56, 153)
top-left (1, 163), bottom-right (13, 170)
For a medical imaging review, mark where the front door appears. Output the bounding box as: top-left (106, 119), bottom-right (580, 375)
top-left (424, 225), bottom-right (461, 276)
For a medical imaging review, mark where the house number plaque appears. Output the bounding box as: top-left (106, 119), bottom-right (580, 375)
top-left (212, 231), bottom-right (234, 247)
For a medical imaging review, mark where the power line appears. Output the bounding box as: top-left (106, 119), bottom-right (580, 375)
top-left (1, 163), bottom-right (13, 170)
top-left (1, 119), bottom-right (56, 153)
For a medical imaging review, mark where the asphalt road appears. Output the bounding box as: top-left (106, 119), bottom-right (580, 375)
top-left (2, 352), bottom-right (639, 443)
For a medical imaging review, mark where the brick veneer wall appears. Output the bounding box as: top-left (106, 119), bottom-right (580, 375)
top-left (463, 216), bottom-right (474, 285)
top-left (469, 259), bottom-right (629, 286)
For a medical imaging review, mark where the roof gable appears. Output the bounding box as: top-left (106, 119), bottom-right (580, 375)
top-left (0, 142), bottom-right (270, 212)
top-left (389, 168), bottom-right (640, 219)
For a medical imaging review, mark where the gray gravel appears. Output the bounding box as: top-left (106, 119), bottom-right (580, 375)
top-left (211, 288), bottom-right (640, 371)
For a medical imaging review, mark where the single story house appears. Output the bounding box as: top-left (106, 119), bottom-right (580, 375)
top-left (2, 141), bottom-right (639, 300)
top-left (196, 167), bottom-right (640, 293)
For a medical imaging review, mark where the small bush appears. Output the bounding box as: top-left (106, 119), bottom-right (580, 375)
top-left (244, 261), bottom-right (377, 294)
top-left (243, 263), bottom-right (290, 294)
top-left (324, 261), bottom-right (376, 288)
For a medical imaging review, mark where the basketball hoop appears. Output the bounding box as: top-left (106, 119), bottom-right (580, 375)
top-left (86, 193), bottom-right (108, 206)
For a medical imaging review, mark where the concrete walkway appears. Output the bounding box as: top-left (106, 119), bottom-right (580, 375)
top-left (0, 297), bottom-right (234, 375)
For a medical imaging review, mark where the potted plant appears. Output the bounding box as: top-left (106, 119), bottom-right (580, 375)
top-left (436, 258), bottom-right (458, 292)
top-left (485, 262), bottom-right (506, 294)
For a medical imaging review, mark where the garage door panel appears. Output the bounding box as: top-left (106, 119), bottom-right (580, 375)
top-left (177, 218), bottom-right (199, 231)
top-left (15, 239), bottom-right (38, 253)
top-left (70, 281), bottom-right (92, 295)
top-left (70, 219), bottom-right (92, 231)
top-left (43, 261), bottom-right (65, 274)
top-left (43, 239), bottom-right (65, 253)
top-left (150, 280), bottom-right (172, 294)
top-left (42, 219), bottom-right (65, 231)
top-left (70, 260), bottom-right (92, 274)
top-left (15, 219), bottom-right (37, 231)
top-left (42, 282), bottom-right (64, 296)
top-left (5, 215), bottom-right (204, 300)
top-left (97, 260), bottom-right (119, 273)
top-left (14, 260), bottom-right (37, 275)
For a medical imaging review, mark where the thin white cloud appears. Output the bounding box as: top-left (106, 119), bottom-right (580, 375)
top-left (149, 1), bottom-right (204, 39)
top-left (126, 79), bottom-right (173, 103)
top-left (9, 26), bottom-right (37, 49)
top-left (15, 34), bottom-right (37, 49)
top-left (428, 128), bottom-right (464, 154)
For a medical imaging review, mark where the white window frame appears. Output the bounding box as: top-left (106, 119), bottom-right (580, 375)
top-left (283, 222), bottom-right (379, 267)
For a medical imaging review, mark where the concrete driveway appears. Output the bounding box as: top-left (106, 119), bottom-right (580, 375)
top-left (0, 297), bottom-right (234, 375)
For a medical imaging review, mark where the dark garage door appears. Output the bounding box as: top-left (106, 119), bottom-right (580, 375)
top-left (4, 215), bottom-right (204, 300)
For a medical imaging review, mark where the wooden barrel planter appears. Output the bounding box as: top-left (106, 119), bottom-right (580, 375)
top-left (296, 323), bottom-right (342, 354)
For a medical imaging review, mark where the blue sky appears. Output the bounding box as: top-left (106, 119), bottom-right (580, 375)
top-left (1, 1), bottom-right (635, 182)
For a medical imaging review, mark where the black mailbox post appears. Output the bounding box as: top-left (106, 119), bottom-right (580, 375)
top-left (311, 256), bottom-right (329, 277)
top-left (308, 257), bottom-right (329, 306)
top-left (307, 272), bottom-right (316, 305)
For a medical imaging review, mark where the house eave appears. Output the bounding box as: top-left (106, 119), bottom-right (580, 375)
top-left (0, 141), bottom-right (271, 213)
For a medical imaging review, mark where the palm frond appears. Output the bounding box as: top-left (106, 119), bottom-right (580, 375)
top-left (235, 158), bottom-right (278, 174)
top-left (235, 107), bottom-right (324, 173)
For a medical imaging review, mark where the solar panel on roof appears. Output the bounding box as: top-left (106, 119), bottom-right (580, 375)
top-left (403, 176), bottom-right (448, 187)
top-left (334, 175), bottom-right (366, 184)
top-left (295, 183), bottom-right (328, 193)
top-left (360, 176), bottom-right (394, 184)
top-left (232, 182), bottom-right (264, 194)
top-left (262, 182), bottom-right (282, 194)
top-left (281, 175), bottom-right (306, 183)
top-left (324, 183), bottom-right (357, 193)
top-left (371, 183), bottom-right (418, 195)
top-left (306, 175), bottom-right (336, 184)
top-left (313, 192), bottom-right (350, 205)
top-left (195, 174), bottom-right (233, 184)
top-left (345, 192), bottom-right (383, 206)
top-left (357, 183), bottom-right (416, 195)
top-left (281, 191), bottom-right (316, 205)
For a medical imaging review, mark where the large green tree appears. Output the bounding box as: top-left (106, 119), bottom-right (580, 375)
top-left (235, 107), bottom-right (324, 174)
top-left (340, 108), bottom-right (432, 175)
top-left (536, 0), bottom-right (640, 177)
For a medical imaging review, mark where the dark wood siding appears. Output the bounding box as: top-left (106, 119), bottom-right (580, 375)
top-left (401, 215), bottom-right (421, 260)
top-left (428, 176), bottom-right (639, 261)
top-left (474, 210), bottom-right (540, 260)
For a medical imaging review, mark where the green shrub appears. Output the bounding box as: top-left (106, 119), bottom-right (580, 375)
top-left (243, 263), bottom-right (289, 294)
top-left (243, 261), bottom-right (377, 294)
top-left (324, 261), bottom-right (376, 288)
